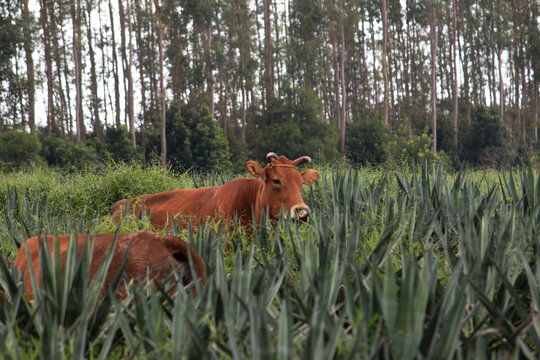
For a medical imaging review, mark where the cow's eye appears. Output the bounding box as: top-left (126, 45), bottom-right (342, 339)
top-left (272, 179), bottom-right (281, 185)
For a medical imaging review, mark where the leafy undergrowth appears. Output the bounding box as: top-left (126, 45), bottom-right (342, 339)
top-left (1, 162), bottom-right (540, 358)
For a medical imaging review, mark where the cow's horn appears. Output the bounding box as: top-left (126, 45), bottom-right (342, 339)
top-left (266, 152), bottom-right (279, 163)
top-left (293, 156), bottom-right (312, 166)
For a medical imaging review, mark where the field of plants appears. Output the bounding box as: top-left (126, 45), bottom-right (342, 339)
top-left (1, 162), bottom-right (540, 359)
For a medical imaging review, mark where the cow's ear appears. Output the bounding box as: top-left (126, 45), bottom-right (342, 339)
top-left (245, 161), bottom-right (266, 181)
top-left (301, 169), bottom-right (319, 185)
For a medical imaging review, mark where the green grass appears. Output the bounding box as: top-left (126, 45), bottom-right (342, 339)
top-left (1, 161), bottom-right (540, 358)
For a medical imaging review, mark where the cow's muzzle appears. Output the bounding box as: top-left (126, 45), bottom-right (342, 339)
top-left (291, 205), bottom-right (311, 222)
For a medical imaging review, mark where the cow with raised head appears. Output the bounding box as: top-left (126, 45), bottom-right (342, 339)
top-left (13, 231), bottom-right (206, 299)
top-left (111, 153), bottom-right (320, 229)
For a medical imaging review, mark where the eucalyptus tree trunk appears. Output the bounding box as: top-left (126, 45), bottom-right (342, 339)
top-left (339, 0), bottom-right (346, 153)
top-left (72, 0), bottom-right (84, 142)
top-left (23, 0), bottom-right (35, 134)
top-left (331, 29), bottom-right (340, 129)
top-left (40, 0), bottom-right (54, 136)
top-left (206, 24), bottom-right (214, 121)
top-left (511, 0), bottom-right (522, 138)
top-left (430, 4), bottom-right (438, 153)
top-left (452, 0), bottom-right (458, 148)
top-left (109, 0), bottom-right (121, 127)
top-left (154, 0), bottom-right (167, 167)
top-left (263, 0), bottom-right (273, 105)
top-left (382, 0), bottom-right (389, 127)
top-left (370, 14), bottom-right (378, 111)
top-left (118, 0), bottom-right (128, 125)
top-left (126, 0), bottom-right (136, 148)
top-left (86, 0), bottom-right (102, 141)
top-left (498, 48), bottom-right (504, 121)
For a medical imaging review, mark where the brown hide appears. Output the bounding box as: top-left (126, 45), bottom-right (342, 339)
top-left (13, 231), bottom-right (206, 299)
top-left (111, 154), bottom-right (320, 229)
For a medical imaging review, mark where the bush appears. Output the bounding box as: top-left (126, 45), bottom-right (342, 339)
top-left (0, 130), bottom-right (42, 168)
top-left (250, 87), bottom-right (338, 162)
top-left (103, 126), bottom-right (140, 162)
top-left (385, 129), bottom-right (441, 167)
top-left (145, 102), bottom-right (233, 171)
top-left (40, 136), bottom-right (100, 170)
top-left (459, 106), bottom-right (531, 167)
top-left (346, 116), bottom-right (389, 165)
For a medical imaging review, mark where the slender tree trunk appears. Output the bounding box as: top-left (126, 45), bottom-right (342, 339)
top-left (382, 0), bottom-right (389, 126)
top-left (405, 8), bottom-right (411, 126)
top-left (370, 16), bottom-right (378, 111)
top-left (206, 24), bottom-right (214, 121)
top-left (272, 0), bottom-right (281, 94)
top-left (23, 0), bottom-right (35, 134)
top-left (98, 0), bottom-right (108, 127)
top-left (430, 4), bottom-right (437, 153)
top-left (241, 81), bottom-right (247, 143)
top-left (47, 5), bottom-right (67, 136)
top-left (339, 0), bottom-right (346, 153)
top-left (457, 6), bottom-right (470, 127)
top-left (511, 0), bottom-right (522, 138)
top-left (86, 1), bottom-right (102, 141)
top-left (60, 28), bottom-right (74, 139)
top-left (71, 0), bottom-right (83, 142)
top-left (40, 0), bottom-right (54, 136)
top-left (498, 48), bottom-right (504, 120)
top-left (360, 18), bottom-right (367, 107)
top-left (126, 0), bottom-right (136, 147)
top-left (109, 0), bottom-right (121, 127)
top-left (154, 0), bottom-right (167, 167)
top-left (263, 0), bottom-right (273, 105)
top-left (520, 40), bottom-right (526, 139)
top-left (331, 29), bottom-right (340, 128)
top-left (118, 0), bottom-right (128, 126)
top-left (452, 0), bottom-right (458, 148)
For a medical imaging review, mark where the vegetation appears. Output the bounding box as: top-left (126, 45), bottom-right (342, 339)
top-left (2, 163), bottom-right (540, 357)
top-left (0, 0), bottom-right (538, 170)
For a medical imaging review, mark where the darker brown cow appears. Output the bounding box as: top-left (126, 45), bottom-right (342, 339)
top-left (13, 231), bottom-right (206, 299)
top-left (111, 153), bottom-right (320, 229)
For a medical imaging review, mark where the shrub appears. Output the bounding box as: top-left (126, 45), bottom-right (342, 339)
top-left (145, 103), bottom-right (233, 171)
top-left (103, 126), bottom-right (140, 162)
top-left (0, 130), bottom-right (42, 168)
top-left (40, 136), bottom-right (100, 170)
top-left (346, 116), bottom-right (389, 165)
top-left (249, 87), bottom-right (338, 162)
top-left (456, 106), bottom-right (536, 167)
top-left (385, 130), bottom-right (440, 167)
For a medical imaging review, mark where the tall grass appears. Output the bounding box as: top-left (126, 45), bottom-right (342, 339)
top-left (1, 162), bottom-right (540, 358)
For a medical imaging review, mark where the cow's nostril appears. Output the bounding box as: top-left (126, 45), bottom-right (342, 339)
top-left (296, 208), bottom-right (310, 221)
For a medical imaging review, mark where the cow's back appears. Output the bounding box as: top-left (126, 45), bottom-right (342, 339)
top-left (111, 178), bottom-right (262, 229)
top-left (13, 231), bottom-right (206, 299)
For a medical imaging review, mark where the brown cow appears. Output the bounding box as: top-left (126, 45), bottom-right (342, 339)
top-left (111, 153), bottom-right (320, 229)
top-left (13, 231), bottom-right (206, 299)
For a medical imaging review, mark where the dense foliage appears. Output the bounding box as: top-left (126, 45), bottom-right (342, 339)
top-left (0, 0), bottom-right (538, 170)
top-left (2, 164), bottom-right (540, 357)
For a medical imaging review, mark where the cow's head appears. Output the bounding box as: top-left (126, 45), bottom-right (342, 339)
top-left (245, 152), bottom-right (319, 221)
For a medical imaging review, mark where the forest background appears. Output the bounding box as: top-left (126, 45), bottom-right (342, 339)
top-left (0, 0), bottom-right (538, 172)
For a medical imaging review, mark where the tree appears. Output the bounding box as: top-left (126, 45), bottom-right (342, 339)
top-left (263, 0), bottom-right (274, 106)
top-left (85, 0), bottom-right (102, 140)
top-left (71, 0), bottom-right (84, 141)
top-left (22, 0), bottom-right (35, 134)
top-left (429, 2), bottom-right (437, 153)
top-left (39, 0), bottom-right (55, 136)
top-left (126, 0), bottom-right (135, 148)
top-left (339, 0), bottom-right (346, 153)
top-left (382, 0), bottom-right (389, 126)
top-left (154, 0), bottom-right (166, 167)
top-left (452, 0), bottom-right (458, 148)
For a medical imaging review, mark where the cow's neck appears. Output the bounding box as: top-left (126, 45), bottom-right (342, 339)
top-left (250, 179), bottom-right (265, 224)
